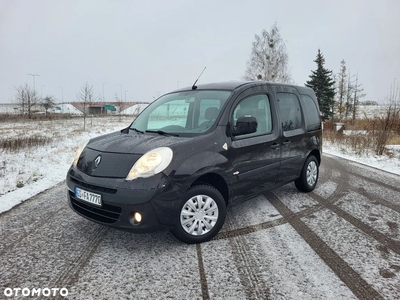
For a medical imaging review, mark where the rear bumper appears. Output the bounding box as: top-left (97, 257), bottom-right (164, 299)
top-left (66, 167), bottom-right (185, 233)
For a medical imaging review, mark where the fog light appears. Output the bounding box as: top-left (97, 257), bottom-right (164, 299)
top-left (130, 212), bottom-right (142, 225)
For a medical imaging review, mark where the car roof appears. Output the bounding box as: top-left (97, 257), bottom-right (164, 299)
top-left (174, 80), bottom-right (314, 95)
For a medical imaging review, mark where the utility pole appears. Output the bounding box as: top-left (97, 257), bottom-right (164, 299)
top-left (352, 73), bottom-right (358, 126)
top-left (103, 83), bottom-right (106, 102)
top-left (118, 84), bottom-right (122, 102)
top-left (27, 73), bottom-right (39, 91)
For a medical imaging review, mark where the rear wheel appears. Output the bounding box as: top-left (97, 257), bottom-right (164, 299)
top-left (295, 155), bottom-right (319, 192)
top-left (172, 185), bottom-right (226, 244)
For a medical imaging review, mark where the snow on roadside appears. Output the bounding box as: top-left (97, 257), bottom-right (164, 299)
top-left (0, 116), bottom-right (131, 214)
top-left (323, 141), bottom-right (400, 176)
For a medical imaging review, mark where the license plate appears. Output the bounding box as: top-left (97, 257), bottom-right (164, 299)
top-left (74, 187), bottom-right (102, 206)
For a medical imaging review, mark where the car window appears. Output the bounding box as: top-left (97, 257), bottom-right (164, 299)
top-left (131, 90), bottom-right (231, 136)
top-left (300, 94), bottom-right (321, 129)
top-left (148, 99), bottom-right (190, 129)
top-left (197, 99), bottom-right (221, 127)
top-left (277, 93), bottom-right (303, 131)
top-left (232, 94), bottom-right (272, 138)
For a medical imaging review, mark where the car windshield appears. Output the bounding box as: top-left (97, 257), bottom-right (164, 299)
top-left (130, 90), bottom-right (231, 136)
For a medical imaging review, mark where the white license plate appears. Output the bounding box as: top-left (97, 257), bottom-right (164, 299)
top-left (75, 187), bottom-right (102, 206)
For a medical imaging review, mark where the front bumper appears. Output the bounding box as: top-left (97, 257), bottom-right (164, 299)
top-left (66, 167), bottom-right (184, 233)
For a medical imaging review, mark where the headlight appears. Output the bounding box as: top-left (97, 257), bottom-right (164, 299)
top-left (126, 147), bottom-right (173, 180)
top-left (72, 140), bottom-right (89, 166)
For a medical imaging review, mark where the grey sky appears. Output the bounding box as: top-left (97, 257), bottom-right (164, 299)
top-left (1, 0), bottom-right (399, 104)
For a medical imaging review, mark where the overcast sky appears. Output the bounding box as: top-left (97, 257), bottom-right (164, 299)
top-left (1, 0), bottom-right (399, 104)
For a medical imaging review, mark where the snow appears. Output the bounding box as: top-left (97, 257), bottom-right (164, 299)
top-left (0, 116), bottom-right (132, 213)
top-left (0, 116), bottom-right (399, 214)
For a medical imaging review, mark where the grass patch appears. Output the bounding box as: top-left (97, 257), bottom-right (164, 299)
top-left (0, 136), bottom-right (53, 152)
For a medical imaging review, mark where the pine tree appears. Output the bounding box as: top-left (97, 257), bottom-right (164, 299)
top-left (305, 49), bottom-right (336, 120)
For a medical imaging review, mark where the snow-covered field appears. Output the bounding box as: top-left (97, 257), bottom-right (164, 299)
top-left (0, 116), bottom-right (133, 213)
top-left (0, 115), bottom-right (399, 214)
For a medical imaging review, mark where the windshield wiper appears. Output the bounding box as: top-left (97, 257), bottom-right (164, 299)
top-left (129, 127), bottom-right (144, 134)
top-left (145, 130), bottom-right (179, 137)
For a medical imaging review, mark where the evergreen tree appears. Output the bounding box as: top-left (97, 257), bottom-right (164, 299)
top-left (305, 49), bottom-right (336, 120)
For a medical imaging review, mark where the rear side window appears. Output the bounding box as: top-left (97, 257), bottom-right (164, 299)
top-left (300, 95), bottom-right (321, 130)
top-left (277, 93), bottom-right (302, 131)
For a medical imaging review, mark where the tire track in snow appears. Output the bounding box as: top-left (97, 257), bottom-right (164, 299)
top-left (196, 244), bottom-right (210, 300)
top-left (0, 206), bottom-right (68, 257)
top-left (223, 211), bottom-right (271, 299)
top-left (265, 191), bottom-right (384, 300)
top-left (307, 191), bottom-right (400, 256)
top-left (356, 186), bottom-right (400, 214)
top-left (227, 235), bottom-right (271, 300)
top-left (0, 182), bottom-right (67, 255)
top-left (50, 226), bottom-right (108, 290)
top-left (348, 169), bottom-right (400, 194)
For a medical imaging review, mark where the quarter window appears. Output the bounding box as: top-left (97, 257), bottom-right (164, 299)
top-left (300, 95), bottom-right (321, 129)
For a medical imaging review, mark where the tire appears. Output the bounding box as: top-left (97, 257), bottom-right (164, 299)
top-left (295, 155), bottom-right (319, 192)
top-left (172, 185), bottom-right (226, 244)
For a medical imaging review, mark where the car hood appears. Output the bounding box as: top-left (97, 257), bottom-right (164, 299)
top-left (87, 130), bottom-right (185, 155)
top-left (76, 131), bottom-right (189, 178)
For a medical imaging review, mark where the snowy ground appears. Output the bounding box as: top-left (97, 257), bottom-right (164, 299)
top-left (0, 115), bottom-right (399, 214)
top-left (1, 155), bottom-right (399, 299)
top-left (1, 116), bottom-right (399, 299)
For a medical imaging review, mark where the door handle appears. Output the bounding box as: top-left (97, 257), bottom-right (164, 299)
top-left (271, 143), bottom-right (280, 149)
top-left (283, 140), bottom-right (291, 147)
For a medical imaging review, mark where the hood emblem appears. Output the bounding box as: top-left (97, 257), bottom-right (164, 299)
top-left (94, 155), bottom-right (102, 168)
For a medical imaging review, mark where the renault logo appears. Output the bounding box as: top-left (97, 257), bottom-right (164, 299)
top-left (94, 155), bottom-right (102, 168)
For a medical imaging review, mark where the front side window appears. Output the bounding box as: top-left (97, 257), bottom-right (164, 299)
top-left (277, 93), bottom-right (303, 131)
top-left (232, 94), bottom-right (272, 138)
top-left (131, 90), bottom-right (231, 136)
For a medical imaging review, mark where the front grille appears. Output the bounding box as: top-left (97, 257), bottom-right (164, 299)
top-left (70, 177), bottom-right (117, 194)
top-left (69, 191), bottom-right (121, 224)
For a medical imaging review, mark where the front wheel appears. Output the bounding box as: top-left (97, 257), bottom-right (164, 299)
top-left (172, 185), bottom-right (226, 244)
top-left (295, 155), bottom-right (319, 192)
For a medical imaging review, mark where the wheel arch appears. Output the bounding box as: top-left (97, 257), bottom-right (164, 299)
top-left (190, 173), bottom-right (229, 206)
top-left (309, 149), bottom-right (321, 166)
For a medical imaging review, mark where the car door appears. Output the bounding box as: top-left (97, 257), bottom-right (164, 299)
top-left (226, 90), bottom-right (281, 203)
top-left (276, 91), bottom-right (306, 183)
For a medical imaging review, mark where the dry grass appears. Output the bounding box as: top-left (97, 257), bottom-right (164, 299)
top-left (1, 136), bottom-right (53, 152)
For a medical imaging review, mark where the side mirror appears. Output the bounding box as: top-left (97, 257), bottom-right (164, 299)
top-left (233, 116), bottom-right (258, 136)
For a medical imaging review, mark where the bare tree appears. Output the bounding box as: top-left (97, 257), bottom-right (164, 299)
top-left (244, 23), bottom-right (292, 83)
top-left (375, 80), bottom-right (400, 155)
top-left (15, 83), bottom-right (41, 118)
top-left (336, 60), bottom-right (347, 120)
top-left (76, 82), bottom-right (94, 130)
top-left (42, 96), bottom-right (55, 115)
top-left (351, 73), bottom-right (366, 126)
top-left (344, 71), bottom-right (354, 120)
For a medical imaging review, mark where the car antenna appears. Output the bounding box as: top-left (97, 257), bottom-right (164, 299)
top-left (192, 67), bottom-right (206, 90)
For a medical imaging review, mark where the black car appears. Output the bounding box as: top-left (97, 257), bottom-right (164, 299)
top-left (66, 81), bottom-right (322, 244)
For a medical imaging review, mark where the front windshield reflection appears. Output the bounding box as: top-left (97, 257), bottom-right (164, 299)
top-left (130, 90), bottom-right (231, 136)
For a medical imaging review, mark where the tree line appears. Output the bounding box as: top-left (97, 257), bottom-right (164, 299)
top-left (244, 23), bottom-right (399, 155)
top-left (244, 22), bottom-right (371, 122)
